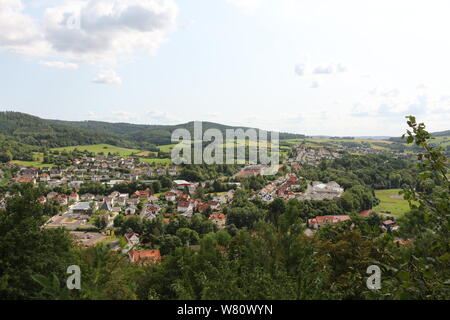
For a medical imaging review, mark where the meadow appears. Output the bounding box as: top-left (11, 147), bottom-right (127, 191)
top-left (373, 189), bottom-right (413, 218)
top-left (51, 144), bottom-right (142, 157)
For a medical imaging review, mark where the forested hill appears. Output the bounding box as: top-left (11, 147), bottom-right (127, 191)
top-left (389, 129), bottom-right (450, 143)
top-left (431, 130), bottom-right (450, 137)
top-left (0, 111), bottom-right (305, 148)
top-left (0, 112), bottom-right (133, 148)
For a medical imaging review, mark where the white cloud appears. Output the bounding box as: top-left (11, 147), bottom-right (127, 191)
top-left (0, 0), bottom-right (179, 75)
top-left (313, 65), bottom-right (334, 75)
top-left (39, 60), bottom-right (79, 69)
top-left (312, 63), bottom-right (347, 75)
top-left (294, 63), bottom-right (307, 76)
top-left (310, 81), bottom-right (319, 88)
top-left (92, 69), bottom-right (122, 85)
top-left (349, 85), bottom-right (450, 119)
top-left (43, 0), bottom-right (178, 65)
top-left (86, 109), bottom-right (180, 124)
top-left (226, 0), bottom-right (261, 10)
top-left (0, 0), bottom-right (49, 56)
top-left (295, 60), bottom-right (348, 77)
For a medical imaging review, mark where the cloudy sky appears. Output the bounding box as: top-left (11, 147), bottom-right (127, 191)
top-left (1, 0), bottom-right (450, 136)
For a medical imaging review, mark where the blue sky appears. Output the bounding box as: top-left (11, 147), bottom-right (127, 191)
top-left (1, 0), bottom-right (450, 136)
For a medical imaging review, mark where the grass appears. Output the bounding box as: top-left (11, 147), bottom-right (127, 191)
top-left (158, 144), bottom-right (177, 153)
top-left (10, 160), bottom-right (55, 168)
top-left (139, 158), bottom-right (172, 165)
top-left (51, 144), bottom-right (142, 157)
top-left (373, 189), bottom-right (414, 218)
top-left (430, 135), bottom-right (450, 148)
top-left (280, 138), bottom-right (393, 149)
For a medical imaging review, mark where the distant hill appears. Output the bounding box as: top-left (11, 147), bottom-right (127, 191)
top-left (389, 129), bottom-right (450, 144)
top-left (431, 130), bottom-right (450, 137)
top-left (0, 112), bottom-right (134, 149)
top-left (0, 111), bottom-right (305, 150)
top-left (310, 135), bottom-right (393, 140)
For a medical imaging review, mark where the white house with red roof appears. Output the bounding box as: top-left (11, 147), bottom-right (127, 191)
top-left (69, 192), bottom-right (80, 203)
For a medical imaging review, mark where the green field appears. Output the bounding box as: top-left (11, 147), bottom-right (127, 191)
top-left (158, 144), bottom-right (177, 153)
top-left (430, 135), bottom-right (450, 148)
top-left (10, 160), bottom-right (55, 168)
top-left (50, 144), bottom-right (172, 166)
top-left (139, 158), bottom-right (172, 165)
top-left (281, 138), bottom-right (393, 148)
top-left (51, 144), bottom-right (142, 157)
top-left (373, 189), bottom-right (414, 218)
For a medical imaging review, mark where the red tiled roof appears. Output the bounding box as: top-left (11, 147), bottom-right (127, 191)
top-left (209, 213), bottom-right (226, 221)
top-left (178, 200), bottom-right (190, 208)
top-left (359, 209), bottom-right (373, 217)
top-left (129, 249), bottom-right (161, 263)
top-left (308, 215), bottom-right (350, 225)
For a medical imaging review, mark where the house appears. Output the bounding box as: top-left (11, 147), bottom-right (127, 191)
top-left (81, 193), bottom-right (95, 201)
top-left (103, 196), bottom-right (115, 206)
top-left (141, 204), bottom-right (161, 220)
top-left (47, 192), bottom-right (58, 200)
top-left (70, 202), bottom-right (92, 215)
top-left (299, 181), bottom-right (344, 201)
top-left (173, 180), bottom-right (192, 190)
top-left (177, 200), bottom-right (192, 213)
top-left (69, 192), bottom-right (80, 203)
top-left (39, 173), bottom-right (50, 182)
top-left (55, 194), bottom-right (68, 206)
top-left (125, 206), bottom-right (137, 215)
top-left (68, 181), bottom-right (84, 189)
top-left (149, 193), bottom-right (159, 201)
top-left (99, 201), bottom-right (112, 212)
top-left (15, 177), bottom-right (36, 184)
top-left (116, 194), bottom-right (129, 205)
top-left (168, 167), bottom-right (179, 176)
top-left (197, 203), bottom-right (210, 214)
top-left (125, 233), bottom-right (140, 246)
top-left (128, 249), bottom-right (161, 263)
top-left (209, 213), bottom-right (227, 229)
top-left (122, 233), bottom-right (140, 254)
top-left (165, 191), bottom-right (177, 202)
top-left (359, 209), bottom-right (373, 217)
top-left (208, 201), bottom-right (220, 211)
top-left (308, 215), bottom-right (350, 229)
top-left (134, 189), bottom-right (151, 199)
top-left (382, 220), bottom-right (398, 231)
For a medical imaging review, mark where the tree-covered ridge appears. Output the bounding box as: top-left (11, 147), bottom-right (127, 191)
top-left (0, 112), bottom-right (133, 148)
top-left (0, 111), bottom-right (306, 150)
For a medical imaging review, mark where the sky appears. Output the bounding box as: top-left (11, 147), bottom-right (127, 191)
top-left (1, 0), bottom-right (450, 136)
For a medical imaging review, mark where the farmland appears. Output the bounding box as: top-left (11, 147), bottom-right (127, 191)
top-left (373, 189), bottom-right (414, 218)
top-left (51, 144), bottom-right (142, 157)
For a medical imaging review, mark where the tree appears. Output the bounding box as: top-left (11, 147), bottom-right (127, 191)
top-left (176, 228), bottom-right (200, 245)
top-left (94, 215), bottom-right (108, 230)
top-left (267, 198), bottom-right (286, 226)
top-left (120, 216), bottom-right (143, 234)
top-left (152, 181), bottom-right (161, 194)
top-left (159, 235), bottom-right (183, 255)
top-left (0, 185), bottom-right (76, 299)
top-left (0, 151), bottom-right (13, 163)
top-left (226, 205), bottom-right (265, 229)
top-left (376, 116), bottom-right (450, 299)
